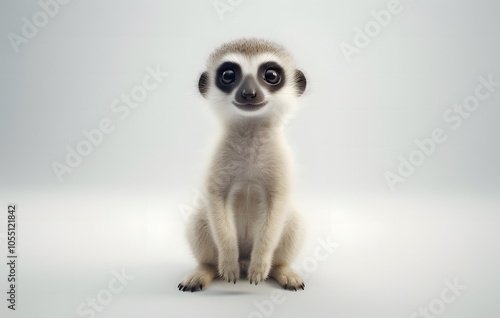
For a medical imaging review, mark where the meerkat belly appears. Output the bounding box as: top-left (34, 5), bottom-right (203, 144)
top-left (228, 181), bottom-right (268, 259)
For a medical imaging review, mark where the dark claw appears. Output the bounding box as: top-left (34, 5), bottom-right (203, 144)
top-left (234, 279), bottom-right (236, 284)
top-left (293, 286), bottom-right (297, 291)
top-left (191, 286), bottom-right (195, 292)
top-left (249, 279), bottom-right (253, 284)
top-left (300, 284), bottom-right (305, 290)
top-left (284, 284), bottom-right (288, 290)
top-left (200, 284), bottom-right (203, 290)
top-left (178, 283), bottom-right (181, 288)
top-left (255, 281), bottom-right (258, 285)
top-left (178, 284), bottom-right (183, 291)
top-left (182, 286), bottom-right (188, 292)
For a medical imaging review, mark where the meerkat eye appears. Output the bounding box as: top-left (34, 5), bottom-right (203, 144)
top-left (264, 68), bottom-right (280, 85)
top-left (221, 69), bottom-right (236, 84)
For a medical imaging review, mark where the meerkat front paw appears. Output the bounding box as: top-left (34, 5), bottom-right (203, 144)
top-left (218, 258), bottom-right (240, 284)
top-left (248, 260), bottom-right (271, 285)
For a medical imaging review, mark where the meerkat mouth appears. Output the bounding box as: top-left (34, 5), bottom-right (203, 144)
top-left (232, 101), bottom-right (268, 111)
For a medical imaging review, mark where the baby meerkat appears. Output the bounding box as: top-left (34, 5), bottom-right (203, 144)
top-left (178, 38), bottom-right (307, 292)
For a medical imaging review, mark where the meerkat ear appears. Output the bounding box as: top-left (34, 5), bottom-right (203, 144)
top-left (198, 72), bottom-right (208, 98)
top-left (294, 70), bottom-right (307, 96)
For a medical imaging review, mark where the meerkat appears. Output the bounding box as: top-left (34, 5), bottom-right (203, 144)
top-left (178, 38), bottom-right (307, 292)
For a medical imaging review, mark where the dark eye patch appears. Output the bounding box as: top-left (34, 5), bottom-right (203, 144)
top-left (215, 62), bottom-right (242, 93)
top-left (258, 62), bottom-right (286, 92)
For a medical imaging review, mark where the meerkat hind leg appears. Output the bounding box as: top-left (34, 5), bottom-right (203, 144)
top-left (179, 208), bottom-right (219, 292)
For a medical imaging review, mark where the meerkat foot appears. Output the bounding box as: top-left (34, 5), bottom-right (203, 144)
top-left (218, 258), bottom-right (240, 284)
top-left (270, 265), bottom-right (305, 291)
top-left (178, 264), bottom-right (216, 292)
top-left (248, 260), bottom-right (272, 285)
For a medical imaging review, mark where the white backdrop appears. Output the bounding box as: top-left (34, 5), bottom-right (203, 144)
top-left (1, 1), bottom-right (499, 318)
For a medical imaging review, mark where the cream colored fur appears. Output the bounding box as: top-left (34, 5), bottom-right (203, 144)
top-left (178, 39), bottom-right (306, 292)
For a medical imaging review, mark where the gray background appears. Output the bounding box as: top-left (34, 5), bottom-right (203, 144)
top-left (1, 0), bottom-right (499, 317)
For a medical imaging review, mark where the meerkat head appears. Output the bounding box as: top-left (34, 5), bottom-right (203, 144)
top-left (198, 38), bottom-right (306, 125)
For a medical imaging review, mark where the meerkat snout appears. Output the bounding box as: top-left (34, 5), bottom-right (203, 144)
top-left (179, 38), bottom-right (307, 292)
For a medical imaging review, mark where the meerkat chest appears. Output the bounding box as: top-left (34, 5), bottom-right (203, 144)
top-left (221, 134), bottom-right (289, 252)
top-left (229, 137), bottom-right (278, 178)
top-left (226, 138), bottom-right (274, 212)
top-left (218, 132), bottom-right (288, 203)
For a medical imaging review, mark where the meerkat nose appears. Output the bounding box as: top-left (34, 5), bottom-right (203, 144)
top-left (241, 89), bottom-right (257, 100)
